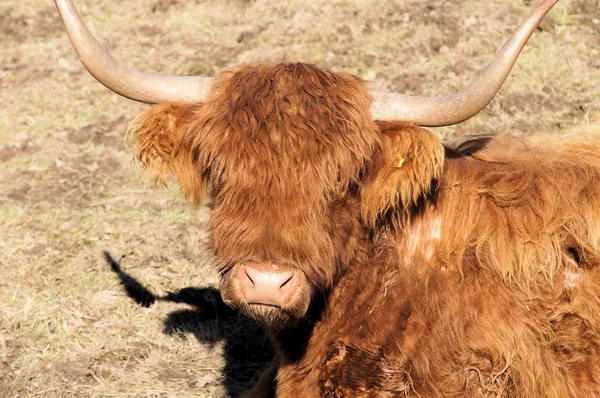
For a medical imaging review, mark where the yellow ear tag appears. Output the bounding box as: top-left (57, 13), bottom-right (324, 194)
top-left (394, 156), bottom-right (405, 168)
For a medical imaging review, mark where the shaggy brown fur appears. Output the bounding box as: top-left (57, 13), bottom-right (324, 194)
top-left (129, 62), bottom-right (600, 397)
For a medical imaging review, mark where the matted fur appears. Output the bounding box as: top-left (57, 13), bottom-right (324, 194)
top-left (273, 130), bottom-right (600, 398)
top-left (128, 63), bottom-right (600, 397)
top-left (439, 132), bottom-right (600, 286)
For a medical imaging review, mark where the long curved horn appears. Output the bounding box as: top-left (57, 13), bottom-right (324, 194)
top-left (54, 0), bottom-right (212, 104)
top-left (371, 0), bottom-right (559, 127)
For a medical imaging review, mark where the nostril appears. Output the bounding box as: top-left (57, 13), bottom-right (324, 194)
top-left (244, 267), bottom-right (255, 285)
top-left (279, 272), bottom-right (294, 289)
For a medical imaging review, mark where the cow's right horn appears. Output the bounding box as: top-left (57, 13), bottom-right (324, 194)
top-left (54, 0), bottom-right (212, 104)
top-left (370, 0), bottom-right (560, 127)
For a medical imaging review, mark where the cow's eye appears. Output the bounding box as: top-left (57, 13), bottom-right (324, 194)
top-left (566, 247), bottom-right (582, 265)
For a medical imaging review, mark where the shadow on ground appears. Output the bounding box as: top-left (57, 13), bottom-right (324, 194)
top-left (103, 251), bottom-right (274, 397)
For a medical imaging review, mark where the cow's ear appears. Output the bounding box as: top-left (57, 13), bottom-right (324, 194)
top-left (360, 121), bottom-right (444, 226)
top-left (128, 103), bottom-right (206, 207)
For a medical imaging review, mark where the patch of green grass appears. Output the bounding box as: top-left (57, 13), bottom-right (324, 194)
top-left (1, 202), bottom-right (25, 221)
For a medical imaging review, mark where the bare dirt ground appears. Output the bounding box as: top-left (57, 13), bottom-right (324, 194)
top-left (1, 0), bottom-right (599, 396)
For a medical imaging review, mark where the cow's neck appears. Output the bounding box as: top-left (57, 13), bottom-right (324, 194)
top-left (268, 197), bottom-right (450, 394)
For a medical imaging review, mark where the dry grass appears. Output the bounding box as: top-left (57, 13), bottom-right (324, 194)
top-left (1, 0), bottom-right (599, 396)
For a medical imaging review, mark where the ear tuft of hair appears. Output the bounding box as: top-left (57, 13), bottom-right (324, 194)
top-left (361, 121), bottom-right (444, 227)
top-left (127, 103), bottom-right (206, 207)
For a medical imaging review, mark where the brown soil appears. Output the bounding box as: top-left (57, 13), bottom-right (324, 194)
top-left (1, 0), bottom-right (599, 396)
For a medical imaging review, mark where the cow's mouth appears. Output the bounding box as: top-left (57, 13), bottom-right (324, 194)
top-left (243, 302), bottom-right (297, 328)
top-left (248, 303), bottom-right (282, 308)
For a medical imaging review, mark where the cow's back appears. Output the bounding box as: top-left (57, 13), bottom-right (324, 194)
top-left (425, 129), bottom-right (600, 396)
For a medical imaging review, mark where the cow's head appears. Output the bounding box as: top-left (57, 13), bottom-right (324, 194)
top-left (54, 0), bottom-right (559, 329)
top-left (129, 64), bottom-right (445, 328)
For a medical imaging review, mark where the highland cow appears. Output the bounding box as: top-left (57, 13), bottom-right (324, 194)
top-left (55, 0), bottom-right (600, 396)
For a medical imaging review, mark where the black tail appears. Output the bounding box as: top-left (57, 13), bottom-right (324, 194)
top-left (103, 251), bottom-right (157, 307)
top-left (444, 135), bottom-right (494, 159)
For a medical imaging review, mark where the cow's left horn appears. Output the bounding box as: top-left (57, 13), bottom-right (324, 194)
top-left (371, 0), bottom-right (559, 127)
top-left (54, 0), bottom-right (212, 104)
